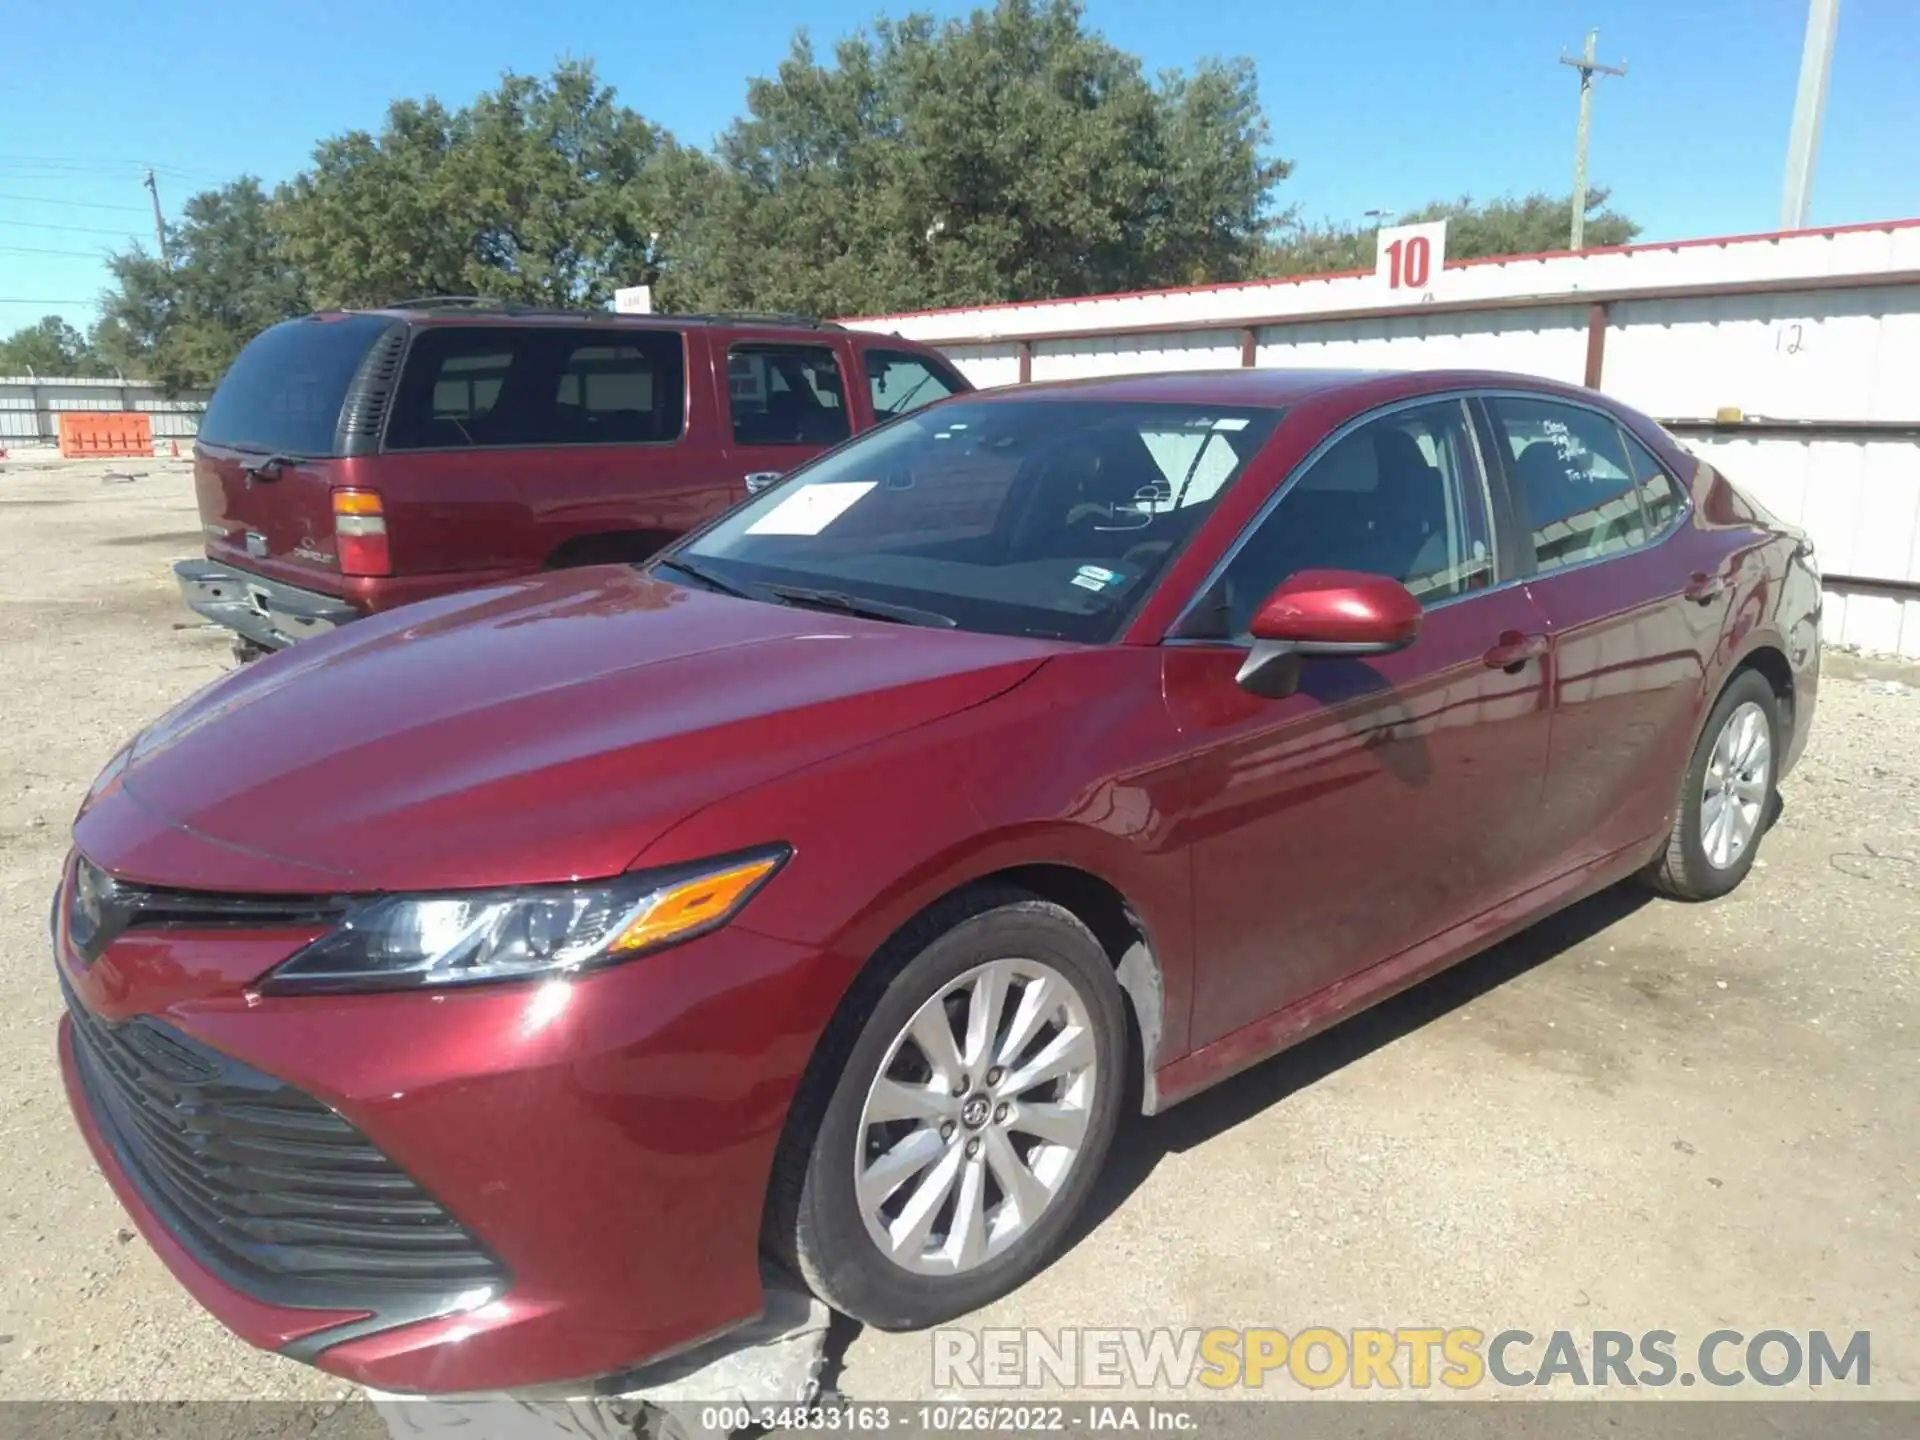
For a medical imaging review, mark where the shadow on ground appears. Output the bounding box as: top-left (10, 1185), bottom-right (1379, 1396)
top-left (1077, 880), bottom-right (1653, 1238)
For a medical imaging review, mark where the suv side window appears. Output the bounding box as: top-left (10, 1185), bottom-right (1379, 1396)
top-left (554, 340), bottom-right (684, 443)
top-left (1618, 427), bottom-right (1684, 535)
top-left (727, 345), bottom-right (850, 446)
top-left (1209, 399), bottom-right (1494, 637)
top-left (865, 349), bottom-right (963, 418)
top-left (1486, 396), bottom-right (1648, 572)
top-left (385, 326), bottom-right (686, 450)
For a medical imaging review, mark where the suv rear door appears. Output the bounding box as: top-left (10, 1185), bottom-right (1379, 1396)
top-left (715, 331), bottom-right (860, 495)
top-left (193, 314), bottom-right (400, 587)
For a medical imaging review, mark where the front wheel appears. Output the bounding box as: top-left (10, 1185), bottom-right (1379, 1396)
top-left (1642, 669), bottom-right (1780, 900)
top-left (767, 890), bottom-right (1126, 1330)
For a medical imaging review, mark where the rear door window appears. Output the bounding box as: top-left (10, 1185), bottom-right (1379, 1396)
top-left (198, 314), bottom-right (393, 457)
top-left (864, 349), bottom-right (964, 418)
top-left (727, 345), bottom-right (851, 446)
top-left (1486, 396), bottom-right (1648, 572)
top-left (385, 326), bottom-right (686, 450)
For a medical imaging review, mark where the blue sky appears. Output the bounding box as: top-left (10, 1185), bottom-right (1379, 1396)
top-left (2, 0), bottom-right (1916, 331)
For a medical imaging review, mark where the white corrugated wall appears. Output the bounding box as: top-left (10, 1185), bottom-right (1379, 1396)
top-left (0, 376), bottom-right (209, 444)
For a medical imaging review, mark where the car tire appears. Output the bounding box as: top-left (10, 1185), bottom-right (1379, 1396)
top-left (766, 886), bottom-right (1127, 1330)
top-left (1642, 669), bottom-right (1781, 901)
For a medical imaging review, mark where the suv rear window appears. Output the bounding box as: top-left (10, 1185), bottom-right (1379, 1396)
top-left (385, 325), bottom-right (686, 450)
top-left (198, 314), bottom-right (393, 457)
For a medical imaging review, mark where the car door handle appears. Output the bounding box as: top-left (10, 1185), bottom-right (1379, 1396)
top-left (1685, 571), bottom-right (1725, 604)
top-left (743, 471), bottom-right (783, 494)
top-left (1482, 630), bottom-right (1549, 672)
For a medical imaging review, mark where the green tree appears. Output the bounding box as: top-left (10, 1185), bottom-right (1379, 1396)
top-left (1402, 188), bottom-right (1639, 256)
top-left (1263, 189), bottom-right (1640, 278)
top-left (0, 315), bottom-right (111, 376)
top-left (665, 0), bottom-right (1287, 316)
top-left (1261, 219), bottom-right (1373, 277)
top-left (278, 62), bottom-right (676, 309)
top-left (93, 177), bottom-right (307, 391)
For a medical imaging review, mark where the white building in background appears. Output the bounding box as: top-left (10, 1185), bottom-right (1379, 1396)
top-left (845, 219), bottom-right (1920, 659)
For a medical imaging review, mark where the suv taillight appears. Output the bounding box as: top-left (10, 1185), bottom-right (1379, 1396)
top-left (333, 489), bottom-right (390, 577)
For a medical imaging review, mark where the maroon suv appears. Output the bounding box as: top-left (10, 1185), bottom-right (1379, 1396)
top-left (175, 304), bottom-right (970, 657)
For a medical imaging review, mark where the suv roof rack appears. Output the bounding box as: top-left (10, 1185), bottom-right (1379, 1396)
top-left (380, 295), bottom-right (530, 310)
top-left (682, 311), bottom-right (844, 331)
top-left (363, 299), bottom-right (846, 330)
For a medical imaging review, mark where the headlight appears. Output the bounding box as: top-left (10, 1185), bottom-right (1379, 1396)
top-left (263, 847), bottom-right (787, 995)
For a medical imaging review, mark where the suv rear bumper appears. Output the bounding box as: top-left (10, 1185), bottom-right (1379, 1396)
top-left (174, 560), bottom-right (361, 650)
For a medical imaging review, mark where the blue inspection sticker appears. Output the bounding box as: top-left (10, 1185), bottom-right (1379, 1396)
top-left (1070, 564), bottom-right (1124, 592)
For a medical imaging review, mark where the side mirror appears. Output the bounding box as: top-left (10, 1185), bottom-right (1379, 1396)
top-left (1237, 569), bottom-right (1423, 698)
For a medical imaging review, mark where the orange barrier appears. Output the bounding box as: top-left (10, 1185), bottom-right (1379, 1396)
top-left (56, 411), bottom-right (153, 459)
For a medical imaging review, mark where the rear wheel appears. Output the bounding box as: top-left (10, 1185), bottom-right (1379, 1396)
top-left (767, 889), bottom-right (1125, 1329)
top-left (1642, 669), bottom-right (1780, 900)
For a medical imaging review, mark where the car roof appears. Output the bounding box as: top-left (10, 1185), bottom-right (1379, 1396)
top-left (959, 367), bottom-right (1602, 409)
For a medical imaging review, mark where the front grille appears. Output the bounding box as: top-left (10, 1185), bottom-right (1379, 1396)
top-left (64, 976), bottom-right (505, 1308)
top-left (64, 855), bottom-right (348, 965)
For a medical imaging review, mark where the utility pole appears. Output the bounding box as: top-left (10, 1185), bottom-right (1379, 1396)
top-left (142, 168), bottom-right (168, 267)
top-left (1559, 29), bottom-right (1627, 251)
top-left (1781, 0), bottom-right (1841, 230)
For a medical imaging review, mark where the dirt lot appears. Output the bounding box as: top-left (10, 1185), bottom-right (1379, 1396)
top-left (1, 456), bottom-right (1916, 1404)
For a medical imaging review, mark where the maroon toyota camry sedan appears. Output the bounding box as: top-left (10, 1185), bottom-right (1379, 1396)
top-left (55, 368), bottom-right (1818, 1394)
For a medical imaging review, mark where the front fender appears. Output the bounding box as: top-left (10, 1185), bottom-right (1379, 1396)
top-left (631, 647), bottom-right (1198, 1083)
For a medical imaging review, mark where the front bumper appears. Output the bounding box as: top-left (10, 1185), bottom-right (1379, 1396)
top-left (174, 560), bottom-right (361, 650)
top-left (55, 889), bottom-right (832, 1394)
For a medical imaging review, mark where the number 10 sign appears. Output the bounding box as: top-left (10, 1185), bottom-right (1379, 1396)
top-left (1375, 220), bottom-right (1448, 294)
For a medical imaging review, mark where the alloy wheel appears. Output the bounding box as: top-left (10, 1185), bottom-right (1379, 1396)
top-left (854, 957), bottom-right (1099, 1275)
top-left (1700, 699), bottom-right (1772, 870)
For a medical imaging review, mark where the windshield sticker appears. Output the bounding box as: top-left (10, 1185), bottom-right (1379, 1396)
top-left (745, 481), bottom-right (877, 536)
top-left (1072, 564), bottom-right (1122, 592)
top-left (1212, 417), bottom-right (1251, 431)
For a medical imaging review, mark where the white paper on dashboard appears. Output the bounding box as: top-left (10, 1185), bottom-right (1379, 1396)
top-left (744, 481), bottom-right (877, 536)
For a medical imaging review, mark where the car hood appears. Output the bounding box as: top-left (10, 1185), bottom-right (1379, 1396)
top-left (81, 568), bottom-right (1057, 892)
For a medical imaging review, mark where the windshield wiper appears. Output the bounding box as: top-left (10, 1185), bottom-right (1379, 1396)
top-left (652, 555), bottom-right (756, 599)
top-left (653, 561), bottom-right (956, 628)
top-left (762, 584), bottom-right (957, 629)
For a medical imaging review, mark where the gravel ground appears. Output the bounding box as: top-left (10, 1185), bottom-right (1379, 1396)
top-left (1, 457), bottom-right (1916, 1406)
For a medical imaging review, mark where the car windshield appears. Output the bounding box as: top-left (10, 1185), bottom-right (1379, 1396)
top-left (673, 398), bottom-right (1282, 643)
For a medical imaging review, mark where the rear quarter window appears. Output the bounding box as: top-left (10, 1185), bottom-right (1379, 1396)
top-left (198, 315), bottom-right (394, 457)
top-left (384, 325), bottom-right (687, 450)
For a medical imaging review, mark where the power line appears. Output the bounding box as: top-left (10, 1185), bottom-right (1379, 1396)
top-left (0, 155), bottom-right (224, 183)
top-left (0, 190), bottom-right (151, 213)
top-left (0, 217), bottom-right (139, 237)
top-left (0, 242), bottom-right (115, 257)
top-left (0, 152), bottom-right (212, 173)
